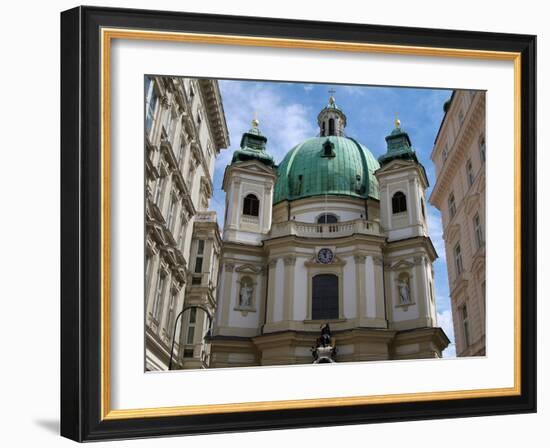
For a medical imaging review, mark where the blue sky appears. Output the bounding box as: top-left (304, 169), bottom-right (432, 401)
top-left (210, 79), bottom-right (456, 357)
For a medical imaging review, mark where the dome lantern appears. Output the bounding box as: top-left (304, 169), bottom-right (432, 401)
top-left (317, 91), bottom-right (347, 137)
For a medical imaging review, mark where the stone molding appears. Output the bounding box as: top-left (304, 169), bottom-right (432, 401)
top-left (224, 262), bottom-right (235, 272)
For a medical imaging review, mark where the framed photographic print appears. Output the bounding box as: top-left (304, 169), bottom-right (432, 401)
top-left (60, 6), bottom-right (537, 442)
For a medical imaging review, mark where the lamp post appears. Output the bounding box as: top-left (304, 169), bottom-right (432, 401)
top-left (168, 304), bottom-right (213, 370)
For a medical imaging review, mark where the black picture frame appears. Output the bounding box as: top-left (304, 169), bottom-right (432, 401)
top-left (61, 5), bottom-right (536, 442)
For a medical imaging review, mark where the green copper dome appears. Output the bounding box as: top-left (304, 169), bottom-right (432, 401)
top-left (273, 135), bottom-right (380, 204)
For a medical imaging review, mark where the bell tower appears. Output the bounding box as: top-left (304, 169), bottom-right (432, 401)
top-left (222, 118), bottom-right (277, 245)
top-left (376, 118), bottom-right (429, 241)
top-left (375, 119), bottom-right (438, 331)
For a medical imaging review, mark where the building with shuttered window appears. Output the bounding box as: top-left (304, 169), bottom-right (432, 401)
top-left (144, 76), bottom-right (229, 370)
top-left (429, 90), bottom-right (486, 357)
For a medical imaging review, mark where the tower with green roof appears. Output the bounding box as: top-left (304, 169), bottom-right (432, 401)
top-left (375, 118), bottom-right (430, 242)
top-left (221, 118), bottom-right (277, 246)
top-left (230, 118), bottom-right (275, 168)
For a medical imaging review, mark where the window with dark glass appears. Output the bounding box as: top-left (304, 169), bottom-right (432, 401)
top-left (461, 303), bottom-right (471, 347)
top-left (243, 194), bottom-right (260, 216)
top-left (317, 213), bottom-right (338, 224)
top-left (448, 193), bottom-right (456, 219)
top-left (392, 191), bottom-right (407, 214)
top-left (152, 272), bottom-right (165, 321)
top-left (312, 274), bottom-right (339, 319)
top-left (466, 159), bottom-right (474, 187)
top-left (479, 136), bottom-right (486, 162)
top-left (473, 213), bottom-right (484, 249)
top-left (194, 240), bottom-right (204, 274)
top-left (312, 274), bottom-right (339, 320)
top-left (328, 118), bottom-right (335, 136)
top-left (454, 242), bottom-right (464, 276)
top-left (186, 307), bottom-right (197, 345)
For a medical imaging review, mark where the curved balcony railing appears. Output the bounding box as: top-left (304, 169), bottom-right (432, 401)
top-left (269, 219), bottom-right (381, 239)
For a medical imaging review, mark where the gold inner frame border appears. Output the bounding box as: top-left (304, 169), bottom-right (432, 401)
top-left (99, 27), bottom-right (522, 420)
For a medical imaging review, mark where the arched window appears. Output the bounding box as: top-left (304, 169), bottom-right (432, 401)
top-left (328, 118), bottom-right (335, 136)
top-left (317, 213), bottom-right (338, 224)
top-left (316, 213), bottom-right (338, 233)
top-left (392, 191), bottom-right (407, 214)
top-left (242, 194), bottom-right (259, 216)
top-left (312, 274), bottom-right (339, 320)
top-left (321, 121), bottom-right (326, 137)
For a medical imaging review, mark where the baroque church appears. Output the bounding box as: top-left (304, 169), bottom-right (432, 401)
top-left (209, 94), bottom-right (449, 367)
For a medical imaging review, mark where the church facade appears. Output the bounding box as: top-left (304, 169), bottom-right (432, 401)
top-left (209, 95), bottom-right (449, 367)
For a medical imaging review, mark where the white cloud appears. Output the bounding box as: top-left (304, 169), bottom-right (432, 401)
top-left (218, 80), bottom-right (315, 164)
top-left (437, 308), bottom-right (456, 358)
top-left (303, 84), bottom-right (314, 92)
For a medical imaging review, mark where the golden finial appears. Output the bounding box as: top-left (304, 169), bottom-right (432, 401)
top-left (252, 111), bottom-right (259, 128)
top-left (394, 113), bottom-right (401, 128)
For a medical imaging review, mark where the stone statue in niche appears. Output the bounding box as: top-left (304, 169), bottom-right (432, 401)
top-left (398, 277), bottom-right (411, 304)
top-left (239, 283), bottom-right (253, 308)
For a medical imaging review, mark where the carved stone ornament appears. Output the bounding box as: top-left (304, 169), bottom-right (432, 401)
top-left (224, 263), bottom-right (235, 272)
top-left (283, 256), bottom-right (297, 266)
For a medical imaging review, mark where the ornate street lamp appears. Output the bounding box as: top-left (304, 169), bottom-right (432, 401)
top-left (168, 304), bottom-right (213, 370)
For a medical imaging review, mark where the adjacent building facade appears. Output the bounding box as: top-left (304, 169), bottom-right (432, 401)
top-left (144, 76), bottom-right (229, 370)
top-left (209, 95), bottom-right (449, 367)
top-left (429, 90), bottom-right (486, 357)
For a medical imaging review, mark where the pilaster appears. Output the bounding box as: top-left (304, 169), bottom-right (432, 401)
top-left (266, 258), bottom-right (278, 324)
top-left (283, 256), bottom-right (296, 321)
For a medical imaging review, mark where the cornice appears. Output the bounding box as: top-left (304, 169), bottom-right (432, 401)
top-left (430, 94), bottom-right (485, 207)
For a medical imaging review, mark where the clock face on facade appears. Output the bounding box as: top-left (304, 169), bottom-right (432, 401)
top-left (317, 248), bottom-right (334, 264)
